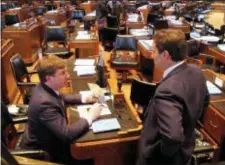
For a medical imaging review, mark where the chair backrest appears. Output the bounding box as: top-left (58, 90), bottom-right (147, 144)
top-left (36, 6), bottom-right (47, 15)
top-left (5, 14), bottom-right (19, 26)
top-left (154, 19), bottom-right (169, 30)
top-left (96, 2), bottom-right (108, 19)
top-left (70, 9), bottom-right (85, 20)
top-left (108, 2), bottom-right (123, 17)
top-left (1, 102), bottom-right (19, 149)
top-left (186, 40), bottom-right (199, 57)
top-left (45, 26), bottom-right (66, 42)
top-left (115, 35), bottom-right (137, 51)
top-left (1, 3), bottom-right (8, 12)
top-left (1, 16), bottom-right (6, 30)
top-left (102, 27), bottom-right (119, 41)
top-left (106, 15), bottom-right (119, 28)
top-left (147, 13), bottom-right (162, 24)
top-left (44, 4), bottom-right (57, 11)
top-left (10, 54), bottom-right (29, 83)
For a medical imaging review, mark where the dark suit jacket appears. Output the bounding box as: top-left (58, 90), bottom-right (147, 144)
top-left (137, 63), bottom-right (209, 165)
top-left (22, 83), bottom-right (89, 162)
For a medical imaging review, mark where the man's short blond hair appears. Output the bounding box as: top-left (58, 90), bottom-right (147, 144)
top-left (38, 55), bottom-right (66, 82)
top-left (153, 29), bottom-right (187, 61)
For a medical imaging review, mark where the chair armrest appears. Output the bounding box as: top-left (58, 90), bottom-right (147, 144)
top-left (28, 70), bottom-right (38, 75)
top-left (17, 82), bottom-right (37, 87)
top-left (12, 116), bottom-right (28, 124)
top-left (11, 149), bottom-right (50, 161)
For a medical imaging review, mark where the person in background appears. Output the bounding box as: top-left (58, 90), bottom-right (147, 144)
top-left (21, 55), bottom-right (103, 164)
top-left (136, 29), bottom-right (209, 165)
top-left (106, 0), bottom-right (123, 18)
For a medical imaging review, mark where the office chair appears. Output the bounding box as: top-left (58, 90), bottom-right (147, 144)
top-left (111, 35), bottom-right (139, 81)
top-left (147, 13), bottom-right (163, 25)
top-left (70, 9), bottom-right (85, 21)
top-left (1, 3), bottom-right (8, 12)
top-left (10, 54), bottom-right (38, 104)
top-left (101, 27), bottom-right (126, 51)
top-left (153, 19), bottom-right (169, 30)
top-left (5, 14), bottom-right (19, 26)
top-left (36, 6), bottom-right (47, 15)
top-left (43, 26), bottom-right (70, 58)
top-left (44, 4), bottom-right (57, 11)
top-left (96, 2), bottom-right (108, 19)
top-left (1, 102), bottom-right (50, 161)
top-left (186, 40), bottom-right (200, 57)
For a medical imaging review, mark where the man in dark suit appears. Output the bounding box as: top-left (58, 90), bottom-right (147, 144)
top-left (22, 55), bottom-right (102, 164)
top-left (136, 29), bottom-right (209, 165)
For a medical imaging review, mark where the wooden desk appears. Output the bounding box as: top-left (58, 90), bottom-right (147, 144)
top-left (44, 9), bottom-right (67, 26)
top-left (2, 20), bottom-right (40, 65)
top-left (137, 6), bottom-right (149, 24)
top-left (67, 59), bottom-right (142, 165)
top-left (69, 30), bottom-right (99, 58)
top-left (1, 39), bottom-right (18, 104)
top-left (6, 7), bottom-right (34, 22)
top-left (168, 19), bottom-right (191, 33)
top-left (36, 16), bottom-right (49, 46)
top-left (201, 45), bottom-right (225, 64)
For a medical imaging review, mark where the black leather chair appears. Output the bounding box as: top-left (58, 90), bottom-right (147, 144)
top-left (70, 9), bottom-right (85, 21)
top-left (36, 6), bottom-right (47, 15)
top-left (1, 3), bottom-right (8, 12)
top-left (1, 102), bottom-right (50, 161)
top-left (187, 40), bottom-right (200, 57)
top-left (5, 14), bottom-right (19, 26)
top-left (111, 35), bottom-right (139, 81)
top-left (44, 4), bottom-right (57, 11)
top-left (153, 19), bottom-right (169, 30)
top-left (101, 27), bottom-right (126, 51)
top-left (147, 13), bottom-right (163, 24)
top-left (10, 54), bottom-right (38, 104)
top-left (43, 26), bottom-right (70, 58)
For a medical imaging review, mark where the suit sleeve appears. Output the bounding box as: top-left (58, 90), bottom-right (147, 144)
top-left (39, 102), bottom-right (89, 143)
top-left (154, 88), bottom-right (185, 157)
top-left (61, 93), bottom-right (82, 105)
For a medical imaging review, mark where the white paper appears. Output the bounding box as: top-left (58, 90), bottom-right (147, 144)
top-left (77, 69), bottom-right (96, 76)
top-left (76, 34), bottom-right (91, 40)
top-left (77, 104), bottom-right (111, 116)
top-left (139, 40), bottom-right (153, 50)
top-left (92, 118), bottom-right (121, 133)
top-left (74, 66), bottom-right (95, 71)
top-left (8, 105), bottom-right (19, 115)
top-left (170, 20), bottom-right (183, 25)
top-left (74, 59), bottom-right (95, 66)
top-left (130, 29), bottom-right (149, 36)
top-left (215, 77), bottom-right (223, 88)
top-left (218, 44), bottom-right (225, 51)
top-left (206, 81), bottom-right (222, 94)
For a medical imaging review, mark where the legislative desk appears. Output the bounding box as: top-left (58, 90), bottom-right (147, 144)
top-left (5, 6), bottom-right (34, 22)
top-left (66, 60), bottom-right (142, 165)
top-left (201, 44), bottom-right (225, 64)
top-left (168, 19), bottom-right (191, 33)
top-left (1, 38), bottom-right (18, 104)
top-left (2, 19), bottom-right (40, 65)
top-left (44, 9), bottom-right (67, 26)
top-left (68, 29), bottom-right (99, 58)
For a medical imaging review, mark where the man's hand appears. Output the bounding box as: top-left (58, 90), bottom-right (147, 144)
top-left (88, 103), bottom-right (102, 121)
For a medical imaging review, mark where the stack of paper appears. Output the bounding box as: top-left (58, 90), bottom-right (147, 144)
top-left (170, 20), bottom-right (183, 25)
top-left (130, 29), bottom-right (149, 36)
top-left (127, 14), bottom-right (138, 23)
top-left (77, 104), bottom-right (111, 116)
top-left (139, 40), bottom-right (153, 50)
top-left (74, 59), bottom-right (96, 76)
top-left (76, 31), bottom-right (91, 40)
top-left (206, 81), bottom-right (222, 94)
top-left (92, 118), bottom-right (121, 133)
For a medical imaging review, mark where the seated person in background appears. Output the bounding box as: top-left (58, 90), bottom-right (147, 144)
top-left (136, 29), bottom-right (209, 165)
top-left (106, 0), bottom-right (123, 18)
top-left (21, 55), bottom-right (102, 164)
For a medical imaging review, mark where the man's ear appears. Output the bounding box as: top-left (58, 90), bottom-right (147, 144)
top-left (163, 50), bottom-right (171, 60)
top-left (45, 75), bottom-right (51, 82)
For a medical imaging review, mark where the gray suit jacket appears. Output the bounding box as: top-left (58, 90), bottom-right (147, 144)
top-left (137, 63), bottom-right (209, 165)
top-left (22, 83), bottom-right (89, 161)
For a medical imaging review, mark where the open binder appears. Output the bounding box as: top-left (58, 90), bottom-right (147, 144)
top-left (130, 78), bottom-right (158, 106)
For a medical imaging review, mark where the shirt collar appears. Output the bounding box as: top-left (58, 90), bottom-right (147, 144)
top-left (163, 60), bottom-right (185, 79)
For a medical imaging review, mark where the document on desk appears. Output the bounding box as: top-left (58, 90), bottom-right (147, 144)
top-left (79, 90), bottom-right (111, 102)
top-left (92, 118), bottom-right (121, 133)
top-left (206, 81), bottom-right (222, 95)
top-left (76, 34), bottom-right (91, 40)
top-left (76, 104), bottom-right (111, 116)
top-left (139, 40), bottom-right (153, 50)
top-left (74, 66), bottom-right (96, 76)
top-left (74, 59), bottom-right (95, 66)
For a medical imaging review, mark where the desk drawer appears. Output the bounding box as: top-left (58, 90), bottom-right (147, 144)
top-left (203, 105), bottom-right (225, 144)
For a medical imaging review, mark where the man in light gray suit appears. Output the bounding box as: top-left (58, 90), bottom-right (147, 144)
top-left (136, 29), bottom-right (209, 165)
top-left (22, 55), bottom-right (102, 164)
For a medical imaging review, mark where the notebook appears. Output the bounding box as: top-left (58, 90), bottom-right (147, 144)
top-left (92, 118), bottom-right (121, 133)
